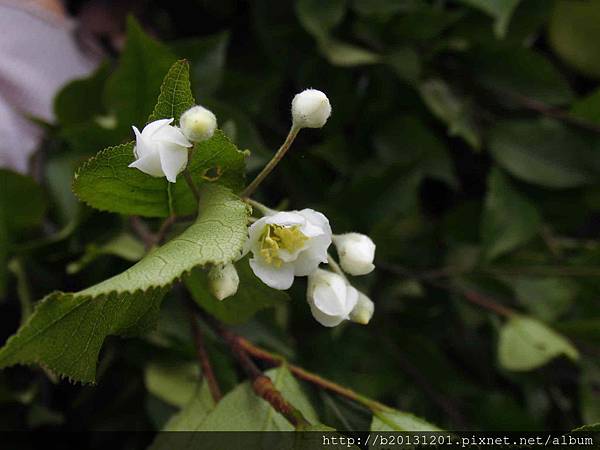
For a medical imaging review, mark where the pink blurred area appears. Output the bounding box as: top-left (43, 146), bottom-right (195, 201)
top-left (0, 0), bottom-right (99, 173)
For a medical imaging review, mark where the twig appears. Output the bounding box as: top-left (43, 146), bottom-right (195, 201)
top-left (129, 216), bottom-right (155, 250)
top-left (183, 169), bottom-right (201, 203)
top-left (231, 333), bottom-right (392, 413)
top-left (506, 92), bottom-right (600, 134)
top-left (459, 288), bottom-right (514, 317)
top-left (214, 322), bottom-right (311, 428)
top-left (188, 311), bottom-right (222, 403)
top-left (242, 126), bottom-right (300, 198)
top-left (156, 215), bottom-right (176, 245)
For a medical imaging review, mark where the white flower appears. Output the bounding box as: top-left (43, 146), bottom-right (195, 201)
top-left (129, 118), bottom-right (192, 183)
top-left (208, 262), bottom-right (239, 301)
top-left (307, 269), bottom-right (358, 327)
top-left (291, 89), bottom-right (331, 129)
top-left (179, 105), bottom-right (217, 143)
top-left (244, 209), bottom-right (332, 290)
top-left (332, 233), bottom-right (376, 276)
top-left (349, 291), bottom-right (374, 325)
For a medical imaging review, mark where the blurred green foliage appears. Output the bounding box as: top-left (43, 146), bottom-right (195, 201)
top-left (0, 0), bottom-right (600, 440)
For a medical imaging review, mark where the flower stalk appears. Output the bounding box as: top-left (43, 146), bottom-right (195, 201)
top-left (242, 126), bottom-right (300, 198)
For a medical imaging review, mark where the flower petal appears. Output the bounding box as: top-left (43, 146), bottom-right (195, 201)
top-left (344, 284), bottom-right (359, 315)
top-left (298, 209), bottom-right (332, 235)
top-left (308, 303), bottom-right (345, 327)
top-left (128, 151), bottom-right (164, 177)
top-left (159, 144), bottom-right (188, 183)
top-left (142, 118), bottom-right (173, 138)
top-left (312, 273), bottom-right (348, 316)
top-left (249, 258), bottom-right (294, 290)
top-left (154, 125), bottom-right (192, 148)
top-left (133, 126), bottom-right (154, 159)
top-left (293, 252), bottom-right (323, 276)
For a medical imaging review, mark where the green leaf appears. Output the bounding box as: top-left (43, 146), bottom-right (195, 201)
top-left (318, 38), bottom-right (381, 67)
top-left (185, 257), bottom-right (289, 325)
top-left (513, 277), bottom-right (577, 322)
top-left (572, 423), bottom-right (600, 432)
top-left (488, 120), bottom-right (595, 189)
top-left (198, 366), bottom-right (318, 431)
top-left (0, 169), bottom-right (46, 234)
top-left (370, 409), bottom-right (442, 431)
top-left (145, 360), bottom-right (200, 408)
top-left (498, 315), bottom-right (579, 372)
top-left (73, 130), bottom-right (246, 217)
top-left (104, 16), bottom-right (176, 127)
top-left (67, 233), bottom-right (145, 274)
top-left (459, 0), bottom-right (521, 37)
top-left (481, 169), bottom-right (541, 262)
top-left (385, 47), bottom-right (421, 85)
top-left (0, 185), bottom-right (249, 382)
top-left (580, 360), bottom-right (600, 424)
top-left (419, 79), bottom-right (480, 150)
top-left (464, 46), bottom-right (573, 106)
top-left (549, 0), bottom-right (600, 78)
top-left (148, 60), bottom-right (195, 123)
top-left (173, 32), bottom-right (230, 98)
top-left (374, 116), bottom-right (457, 188)
top-left (571, 88), bottom-right (600, 124)
top-left (75, 60), bottom-right (246, 217)
top-left (296, 0), bottom-right (347, 38)
top-left (148, 382), bottom-right (216, 449)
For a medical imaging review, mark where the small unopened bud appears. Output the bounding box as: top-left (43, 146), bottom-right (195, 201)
top-left (208, 263), bottom-right (239, 301)
top-left (180, 105), bottom-right (217, 142)
top-left (349, 292), bottom-right (374, 325)
top-left (291, 89), bottom-right (331, 129)
top-left (332, 233), bottom-right (376, 276)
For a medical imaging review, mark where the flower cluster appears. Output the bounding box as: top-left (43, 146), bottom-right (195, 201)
top-left (129, 106), bottom-right (217, 182)
top-left (128, 89), bottom-right (374, 327)
top-left (244, 210), bottom-right (375, 327)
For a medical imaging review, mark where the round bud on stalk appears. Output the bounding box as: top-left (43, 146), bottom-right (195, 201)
top-left (332, 233), bottom-right (376, 276)
top-left (180, 105), bottom-right (217, 143)
top-left (208, 263), bottom-right (239, 301)
top-left (291, 89), bottom-right (331, 129)
top-left (349, 292), bottom-right (374, 325)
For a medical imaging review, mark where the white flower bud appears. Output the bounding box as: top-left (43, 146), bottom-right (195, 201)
top-left (208, 263), bottom-right (239, 301)
top-left (129, 118), bottom-right (192, 183)
top-left (306, 269), bottom-right (358, 327)
top-left (179, 105), bottom-right (217, 143)
top-left (349, 291), bottom-right (374, 325)
top-left (332, 233), bottom-right (376, 276)
top-left (291, 89), bottom-right (331, 129)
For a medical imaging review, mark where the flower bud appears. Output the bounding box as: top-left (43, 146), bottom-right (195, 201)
top-left (349, 291), bottom-right (374, 325)
top-left (306, 269), bottom-right (358, 327)
top-left (332, 233), bottom-right (375, 276)
top-left (208, 263), bottom-right (239, 301)
top-left (129, 118), bottom-right (192, 182)
top-left (179, 105), bottom-right (217, 143)
top-left (291, 89), bottom-right (331, 129)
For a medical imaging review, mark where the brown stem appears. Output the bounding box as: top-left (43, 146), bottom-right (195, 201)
top-left (183, 169), bottom-right (201, 203)
top-left (129, 216), bottom-right (155, 250)
top-left (460, 289), bottom-right (514, 317)
top-left (232, 334), bottom-right (392, 413)
top-left (506, 92), bottom-right (600, 134)
top-left (188, 312), bottom-right (222, 402)
top-left (155, 215), bottom-right (176, 245)
top-left (215, 322), bottom-right (311, 428)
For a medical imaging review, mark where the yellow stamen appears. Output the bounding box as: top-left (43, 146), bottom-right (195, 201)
top-left (259, 224), bottom-right (308, 267)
